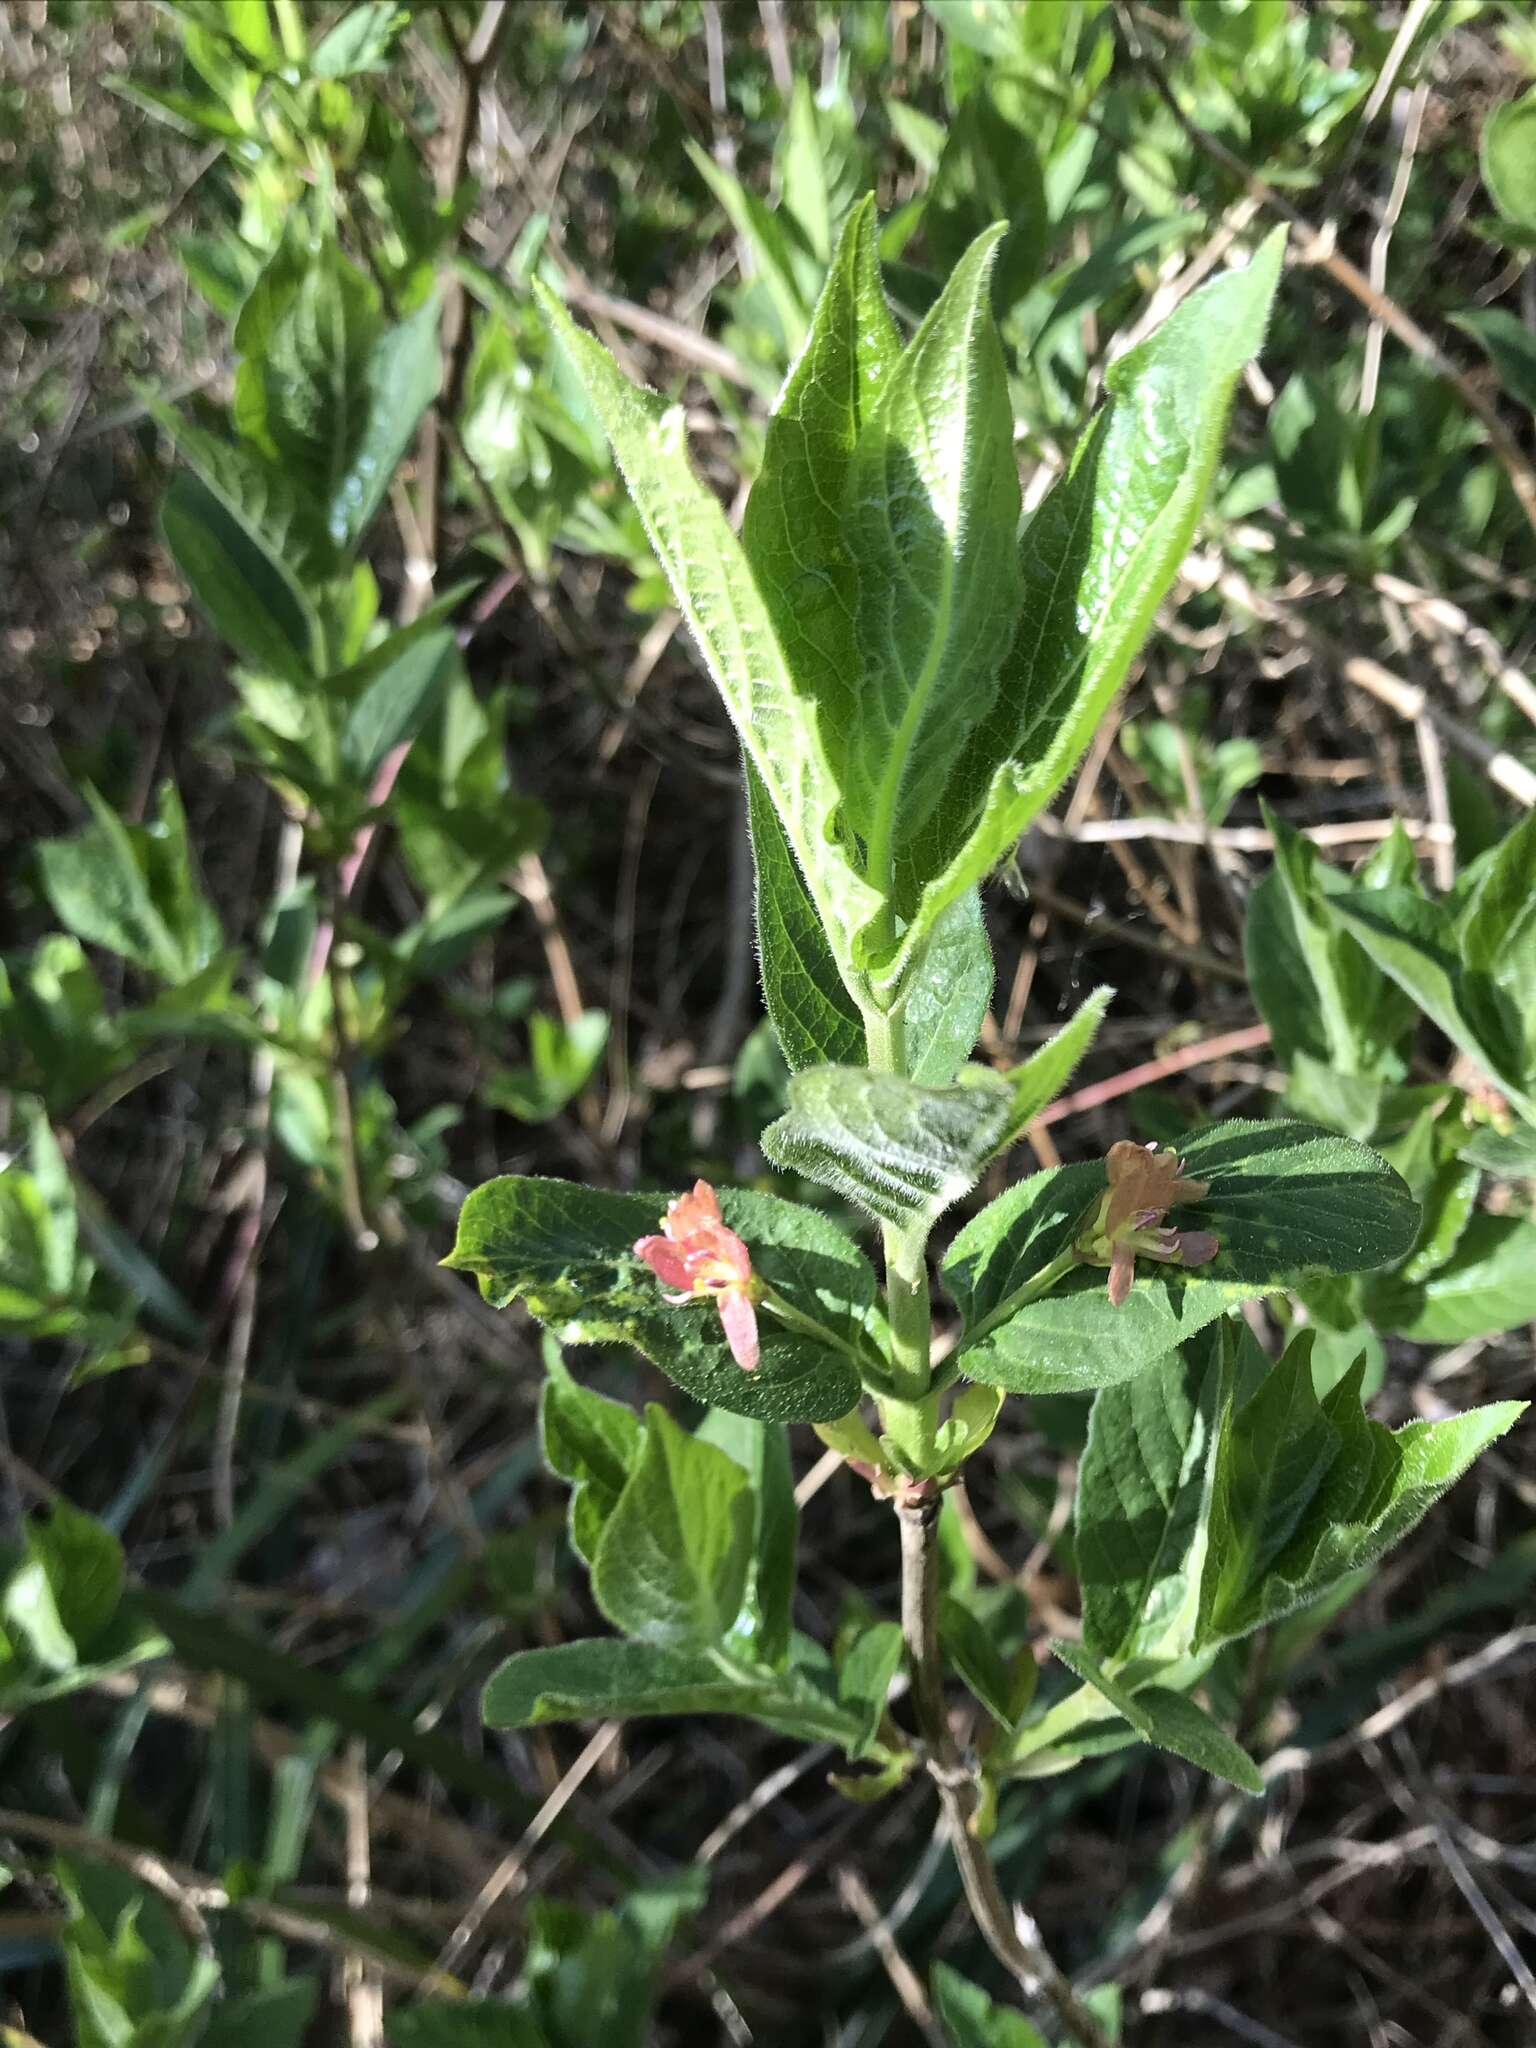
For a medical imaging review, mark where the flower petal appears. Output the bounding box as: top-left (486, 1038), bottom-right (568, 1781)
top-left (717, 1286), bottom-right (760, 1371)
top-left (1177, 1230), bottom-right (1219, 1268)
top-left (1107, 1244), bottom-right (1136, 1308)
top-left (665, 1180), bottom-right (723, 1238)
top-left (633, 1235), bottom-right (694, 1289)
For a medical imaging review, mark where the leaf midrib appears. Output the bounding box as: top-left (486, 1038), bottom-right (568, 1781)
top-left (862, 281), bottom-right (987, 919)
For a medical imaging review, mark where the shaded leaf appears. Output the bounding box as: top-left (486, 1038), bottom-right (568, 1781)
top-left (591, 1407), bottom-right (754, 1648)
top-left (1454, 306), bottom-right (1536, 416)
top-left (161, 471), bottom-right (319, 679)
top-left (36, 783), bottom-right (221, 984)
top-left (1333, 886), bottom-right (1536, 1125)
top-left (541, 1355), bottom-right (643, 1567)
top-left (1364, 1213), bottom-right (1536, 1342)
top-left (339, 626), bottom-right (459, 782)
top-left (483, 1635), bottom-right (888, 1756)
top-left (1051, 1638), bottom-right (1263, 1794)
top-left (696, 1410), bottom-right (797, 1668)
top-left (1077, 1340), bottom-right (1221, 1663)
top-left (746, 757), bottom-right (865, 1070)
top-left (1197, 1340), bottom-right (1523, 1648)
top-left (904, 890), bottom-right (995, 1086)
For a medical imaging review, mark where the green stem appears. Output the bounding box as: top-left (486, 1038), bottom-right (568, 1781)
top-left (863, 970), bottom-right (1105, 2047)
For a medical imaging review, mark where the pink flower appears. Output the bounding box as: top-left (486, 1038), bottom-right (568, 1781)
top-left (633, 1180), bottom-right (763, 1371)
top-left (1076, 1141), bottom-right (1219, 1308)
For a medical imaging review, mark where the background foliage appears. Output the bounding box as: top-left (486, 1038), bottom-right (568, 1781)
top-left (3, 2), bottom-right (1536, 2043)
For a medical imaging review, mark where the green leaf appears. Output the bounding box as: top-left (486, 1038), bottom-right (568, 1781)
top-left (760, 1064), bottom-right (1014, 1229)
top-left (22, 1108), bottom-right (76, 1298)
top-left (1482, 89), bottom-right (1536, 230)
top-left (840, 225), bottom-right (1023, 966)
top-left (339, 625), bottom-right (459, 782)
top-left (36, 783), bottom-right (220, 984)
top-left (695, 1410), bottom-right (797, 1668)
top-left (1397, 1157), bottom-right (1481, 1284)
top-left (836, 1618), bottom-right (904, 1755)
top-left (1457, 808), bottom-right (1536, 1074)
top-left (1282, 1054), bottom-right (1386, 1143)
top-left (1244, 804), bottom-right (1414, 1077)
top-left (219, 0), bottom-right (279, 63)
top-left (161, 470), bottom-right (319, 679)
top-left (349, 288), bottom-right (444, 544)
top-left (541, 1355), bottom-right (643, 1567)
top-left (537, 282), bottom-right (878, 968)
top-left (924, 72), bottom-right (1049, 313)
top-left (932, 1960), bottom-right (1047, 2048)
top-left (3, 1559), bottom-right (77, 1674)
top-left (203, 1979), bottom-right (321, 2048)
top-left (747, 757), bottom-right (865, 1070)
top-left (904, 890), bottom-right (995, 1086)
top-left (749, 757), bottom-right (992, 1082)
top-left (1076, 1340), bottom-right (1221, 1664)
top-left (996, 985), bottom-right (1113, 1148)
top-left (591, 1407), bottom-right (754, 1647)
top-left (244, 243), bottom-right (379, 528)
top-left (483, 1635), bottom-right (888, 1754)
top-left (387, 2003), bottom-right (544, 2048)
top-left (778, 77), bottom-right (834, 263)
top-left (312, 1), bottom-right (408, 77)
top-left (488, 1011), bottom-right (609, 1123)
top-left (947, 1121), bottom-right (1417, 1395)
top-left (157, 384), bottom-right (332, 565)
top-left (1461, 1122), bottom-right (1536, 1175)
top-left (25, 1499), bottom-right (125, 1651)
top-left (242, 246), bottom-right (440, 559)
top-left (108, 77), bottom-right (248, 138)
top-left (482, 1637), bottom-right (736, 1729)
top-left (446, 1178), bottom-right (869, 1422)
top-left (1197, 1339), bottom-right (1524, 1649)
top-left (939, 1595), bottom-right (1018, 1727)
top-left (685, 138), bottom-right (814, 354)
top-left (887, 99), bottom-right (947, 176)
top-left (1364, 1214), bottom-right (1536, 1342)
top-left (1333, 887), bottom-right (1536, 1125)
top-left (1051, 1639), bottom-right (1263, 1794)
top-left (56, 1859), bottom-right (222, 2048)
top-left (890, 232), bottom-right (1285, 980)
top-left (1454, 306), bottom-right (1536, 416)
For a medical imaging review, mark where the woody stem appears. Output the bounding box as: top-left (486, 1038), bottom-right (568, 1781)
top-left (898, 1499), bottom-right (1111, 2048)
top-left (863, 985), bottom-right (1107, 2048)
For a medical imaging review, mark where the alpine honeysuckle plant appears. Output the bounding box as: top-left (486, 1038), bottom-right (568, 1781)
top-left (447, 207), bottom-right (1522, 2043)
